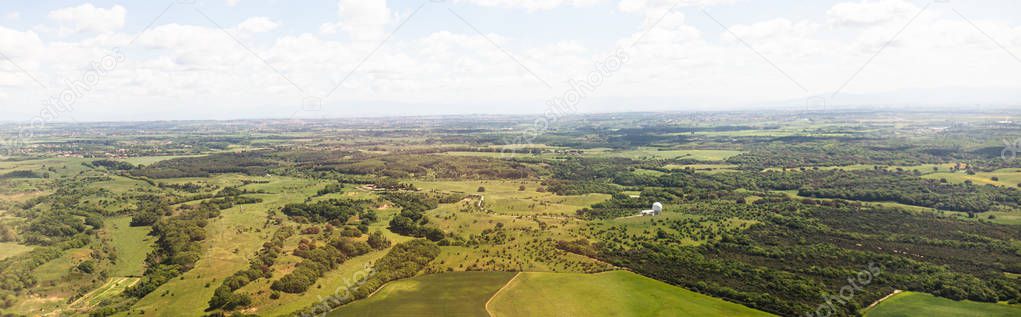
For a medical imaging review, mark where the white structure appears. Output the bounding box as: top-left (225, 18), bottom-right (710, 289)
top-left (640, 202), bottom-right (663, 216)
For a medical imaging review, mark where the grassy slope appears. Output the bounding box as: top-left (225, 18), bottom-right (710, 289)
top-left (488, 271), bottom-right (775, 317)
top-left (416, 180), bottom-right (611, 216)
top-left (325, 272), bottom-right (516, 317)
top-left (121, 176), bottom-right (319, 316)
top-left (864, 292), bottom-right (1021, 317)
top-left (105, 216), bottom-right (155, 277)
top-left (0, 242), bottom-right (34, 261)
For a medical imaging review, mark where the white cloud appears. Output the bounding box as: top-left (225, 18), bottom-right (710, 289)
top-left (322, 0), bottom-right (394, 42)
top-left (4, 12), bottom-right (19, 20)
top-left (0, 26), bottom-right (44, 57)
top-left (618, 0), bottom-right (736, 15)
top-left (47, 4), bottom-right (126, 35)
top-left (827, 0), bottom-right (917, 27)
top-left (237, 17), bottom-right (279, 33)
top-left (2, 0), bottom-right (1021, 120)
top-left (458, 0), bottom-right (603, 11)
top-left (226, 0), bottom-right (241, 7)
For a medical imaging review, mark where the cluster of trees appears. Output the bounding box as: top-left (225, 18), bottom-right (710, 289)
top-left (294, 239), bottom-right (440, 316)
top-left (316, 154), bottom-right (536, 179)
top-left (383, 192), bottom-right (454, 241)
top-left (130, 200), bottom-right (172, 227)
top-left (315, 183), bottom-right (344, 196)
top-left (0, 235), bottom-right (90, 305)
top-left (796, 170), bottom-right (1021, 212)
top-left (131, 153), bottom-right (276, 178)
top-left (126, 194), bottom-right (261, 297)
top-left (373, 179), bottom-right (415, 191)
top-left (587, 198), bottom-right (1021, 316)
top-left (367, 230), bottom-right (391, 249)
top-left (552, 157), bottom-right (633, 181)
top-left (158, 181), bottom-right (218, 193)
top-left (281, 199), bottom-right (370, 223)
top-left (714, 169), bottom-right (1021, 212)
top-left (726, 143), bottom-right (951, 169)
top-left (89, 159), bottom-right (137, 171)
top-left (542, 180), bottom-right (618, 196)
top-left (270, 238), bottom-right (378, 294)
top-left (0, 170), bottom-right (41, 179)
top-left (209, 227), bottom-right (295, 310)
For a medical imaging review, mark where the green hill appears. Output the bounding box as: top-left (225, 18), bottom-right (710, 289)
top-left (865, 291), bottom-right (1021, 317)
top-left (489, 271), bottom-right (775, 317)
top-left (326, 271), bottom-right (516, 317)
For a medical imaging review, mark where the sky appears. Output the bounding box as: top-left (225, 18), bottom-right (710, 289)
top-left (1, 0), bottom-right (1020, 122)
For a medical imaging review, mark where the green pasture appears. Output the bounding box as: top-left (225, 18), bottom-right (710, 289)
top-left (864, 291), bottom-right (1021, 317)
top-left (489, 271), bottom-right (775, 317)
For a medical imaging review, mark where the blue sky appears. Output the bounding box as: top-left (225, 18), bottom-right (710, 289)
top-left (1, 0), bottom-right (1020, 121)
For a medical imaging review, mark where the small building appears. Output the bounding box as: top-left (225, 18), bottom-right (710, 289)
top-left (640, 202), bottom-right (663, 216)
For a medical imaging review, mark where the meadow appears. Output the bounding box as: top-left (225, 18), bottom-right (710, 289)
top-left (489, 271), bottom-right (774, 317)
top-left (325, 272), bottom-right (516, 317)
top-left (104, 216), bottom-right (154, 277)
top-left (864, 292), bottom-right (1021, 317)
top-left (1, 112), bottom-right (1020, 317)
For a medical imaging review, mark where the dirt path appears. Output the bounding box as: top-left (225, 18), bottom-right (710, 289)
top-left (485, 272), bottom-right (522, 317)
top-left (866, 289), bottom-right (903, 310)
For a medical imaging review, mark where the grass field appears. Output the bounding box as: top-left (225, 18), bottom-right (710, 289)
top-left (601, 149), bottom-right (743, 161)
top-left (121, 175), bottom-right (323, 316)
top-left (105, 216), bottom-right (155, 277)
top-left (247, 228), bottom-right (415, 316)
top-left (416, 180), bottom-right (611, 216)
top-left (440, 148), bottom-right (742, 162)
top-left (864, 291), bottom-right (1021, 317)
top-left (921, 168), bottom-right (1021, 187)
top-left (115, 155), bottom-right (206, 166)
top-left (33, 247), bottom-right (91, 282)
top-left (325, 272), bottom-right (516, 317)
top-left (0, 242), bottom-right (34, 261)
top-left (665, 163), bottom-right (741, 174)
top-left (68, 277), bottom-right (140, 310)
top-left (488, 271), bottom-right (774, 317)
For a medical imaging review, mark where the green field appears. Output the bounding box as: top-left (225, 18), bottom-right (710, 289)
top-left (0, 242), bottom-right (34, 261)
top-left (440, 148), bottom-right (742, 162)
top-left (921, 168), bottom-right (1021, 187)
top-left (416, 180), bottom-right (611, 216)
top-left (488, 271), bottom-right (775, 317)
top-left (121, 178), bottom-right (286, 316)
top-left (105, 216), bottom-right (155, 277)
top-left (864, 291), bottom-right (1021, 317)
top-left (68, 277), bottom-right (140, 311)
top-left (599, 149), bottom-right (743, 161)
top-left (326, 271), bottom-right (516, 317)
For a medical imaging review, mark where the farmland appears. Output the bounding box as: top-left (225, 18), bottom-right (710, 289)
top-left (865, 291), bottom-right (1021, 317)
top-left (325, 272), bottom-right (515, 317)
top-left (0, 111), bottom-right (1018, 317)
top-left (489, 271), bottom-right (775, 317)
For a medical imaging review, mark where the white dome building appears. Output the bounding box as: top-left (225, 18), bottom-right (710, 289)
top-left (641, 202), bottom-right (663, 216)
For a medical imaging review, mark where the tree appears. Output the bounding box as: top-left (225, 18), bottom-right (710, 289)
top-left (367, 231), bottom-right (391, 250)
top-left (477, 186), bottom-right (486, 193)
top-left (76, 260), bottom-right (96, 274)
top-left (518, 185), bottom-right (526, 191)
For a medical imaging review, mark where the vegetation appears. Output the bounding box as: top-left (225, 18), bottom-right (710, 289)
top-left (2, 111), bottom-right (1021, 316)
top-left (325, 271), bottom-right (515, 317)
top-left (490, 271), bottom-right (774, 317)
top-left (865, 291), bottom-right (1021, 317)
top-left (297, 239), bottom-right (441, 316)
